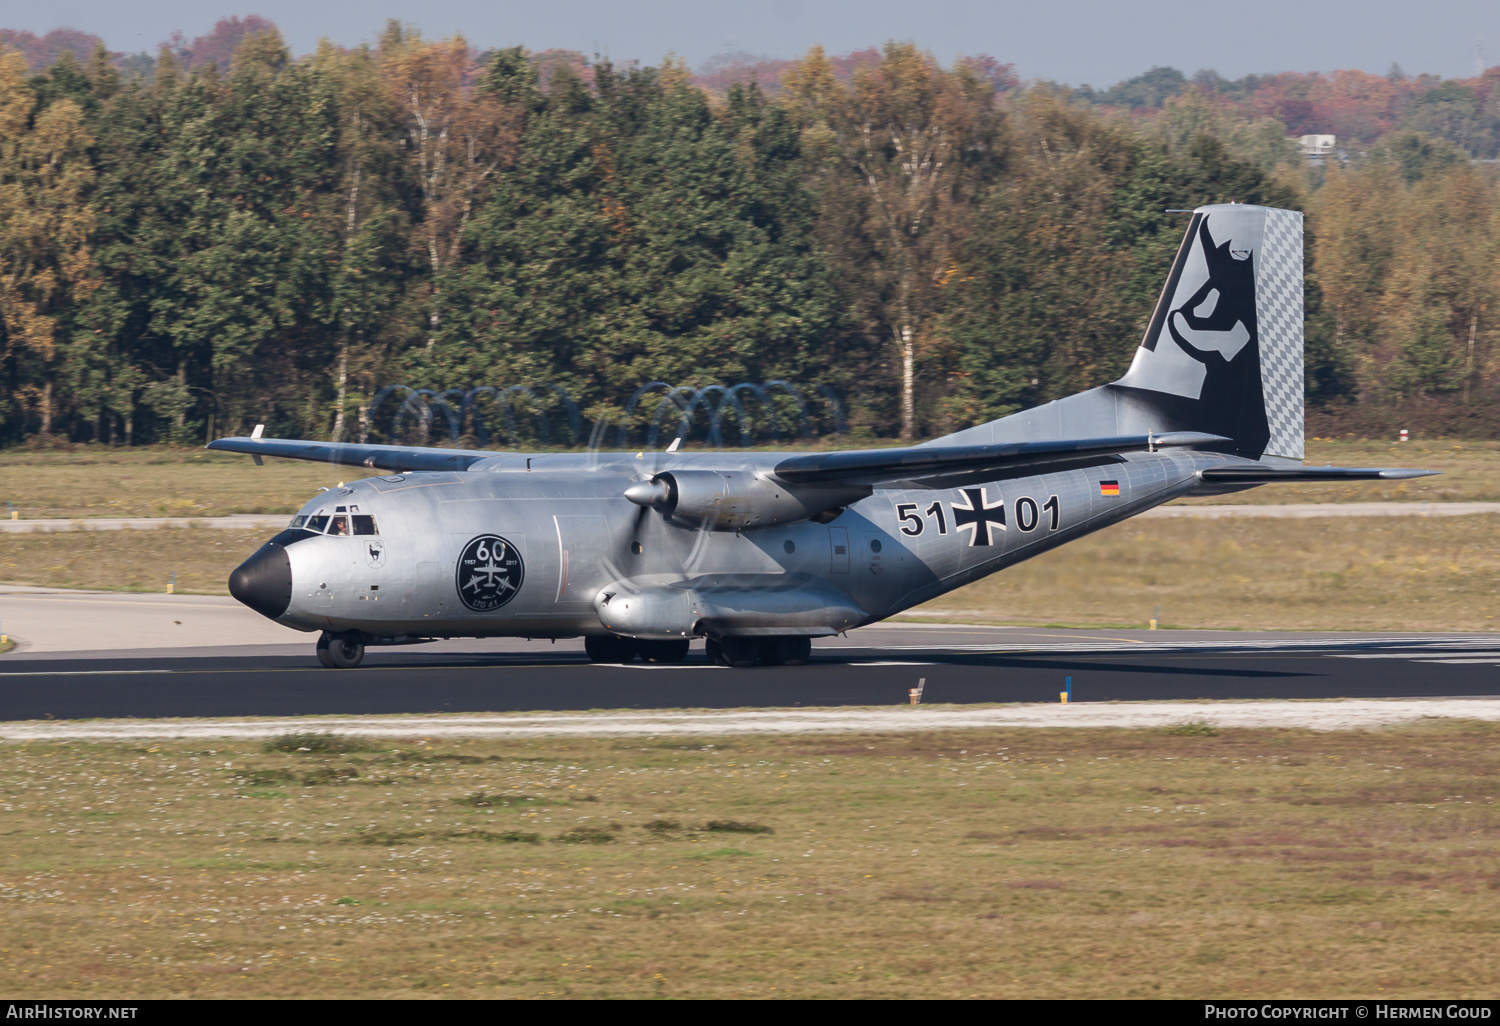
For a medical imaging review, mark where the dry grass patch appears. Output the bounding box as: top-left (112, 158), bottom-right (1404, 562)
top-left (0, 529), bottom-right (265, 595)
top-left (1171, 438), bottom-right (1500, 505)
top-left (0, 722), bottom-right (1495, 998)
top-left (0, 445), bottom-right (376, 520)
top-left (917, 514), bottom-right (1500, 631)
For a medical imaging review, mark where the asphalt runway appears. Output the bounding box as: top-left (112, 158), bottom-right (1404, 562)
top-left (2, 627), bottom-right (1498, 721)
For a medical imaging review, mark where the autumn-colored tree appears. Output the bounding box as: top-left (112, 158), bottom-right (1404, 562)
top-left (377, 24), bottom-right (519, 281)
top-left (785, 42), bottom-right (1001, 439)
top-left (0, 47), bottom-right (96, 436)
top-left (1314, 135), bottom-right (1500, 405)
top-left (310, 41), bottom-right (416, 440)
top-left (6, 21), bottom-right (1500, 448)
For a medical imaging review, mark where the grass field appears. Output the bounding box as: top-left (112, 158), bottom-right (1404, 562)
top-left (0, 447), bottom-right (375, 520)
top-left (1177, 438), bottom-right (1500, 505)
top-left (911, 513), bottom-right (1500, 632)
top-left (3, 515), bottom-right (1499, 633)
top-left (0, 722), bottom-right (1494, 998)
top-left (0, 438), bottom-right (1491, 520)
top-left (0, 529), bottom-right (269, 597)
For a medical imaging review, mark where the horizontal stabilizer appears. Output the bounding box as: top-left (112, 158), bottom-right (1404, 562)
top-left (1197, 466), bottom-right (1438, 484)
top-left (773, 431), bottom-right (1230, 486)
top-left (208, 437), bottom-right (489, 473)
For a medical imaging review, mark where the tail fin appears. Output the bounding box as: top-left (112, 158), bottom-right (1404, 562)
top-left (1113, 203), bottom-right (1303, 460)
top-left (927, 202), bottom-right (1305, 460)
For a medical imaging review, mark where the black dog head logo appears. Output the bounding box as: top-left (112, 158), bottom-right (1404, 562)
top-left (1163, 216), bottom-right (1257, 367)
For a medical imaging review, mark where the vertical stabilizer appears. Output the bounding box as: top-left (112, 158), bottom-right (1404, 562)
top-left (925, 203), bottom-right (1305, 460)
top-left (1114, 204), bottom-right (1303, 459)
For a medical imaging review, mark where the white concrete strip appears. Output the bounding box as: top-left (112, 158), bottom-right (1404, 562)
top-left (4, 503), bottom-right (1499, 534)
top-left (0, 515), bottom-right (286, 534)
top-left (0, 699), bottom-right (1497, 741)
top-left (847, 635), bottom-right (1500, 655)
top-left (1142, 502), bottom-right (1500, 519)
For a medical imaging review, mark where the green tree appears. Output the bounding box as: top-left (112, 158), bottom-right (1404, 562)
top-left (427, 57), bottom-right (841, 442)
top-left (941, 114), bottom-right (1307, 427)
top-left (783, 42), bottom-right (1001, 439)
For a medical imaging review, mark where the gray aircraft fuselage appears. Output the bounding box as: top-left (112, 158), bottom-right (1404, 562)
top-left (223, 203), bottom-right (1431, 664)
top-left (263, 446), bottom-right (1231, 642)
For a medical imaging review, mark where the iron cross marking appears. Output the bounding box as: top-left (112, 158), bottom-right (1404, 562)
top-left (951, 487), bottom-right (1006, 547)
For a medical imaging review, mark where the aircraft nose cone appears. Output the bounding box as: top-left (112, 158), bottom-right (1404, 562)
top-left (229, 540), bottom-right (293, 620)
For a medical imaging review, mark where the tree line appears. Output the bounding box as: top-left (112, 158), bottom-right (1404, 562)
top-left (1, 24), bottom-right (1498, 448)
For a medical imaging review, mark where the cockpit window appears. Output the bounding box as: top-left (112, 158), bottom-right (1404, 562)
top-left (289, 515), bottom-right (307, 530)
top-left (352, 514), bottom-right (378, 536)
top-left (329, 515), bottom-right (350, 536)
top-left (305, 514), bottom-right (330, 533)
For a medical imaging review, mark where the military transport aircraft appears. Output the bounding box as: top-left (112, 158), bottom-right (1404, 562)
top-left (215, 204), bottom-right (1433, 668)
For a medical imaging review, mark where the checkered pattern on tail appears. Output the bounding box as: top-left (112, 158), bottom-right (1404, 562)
top-left (1256, 209), bottom-right (1304, 459)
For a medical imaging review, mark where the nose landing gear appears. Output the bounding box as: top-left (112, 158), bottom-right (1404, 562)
top-left (317, 631), bottom-right (366, 668)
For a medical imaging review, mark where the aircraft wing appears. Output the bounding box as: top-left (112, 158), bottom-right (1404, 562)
top-left (771, 431), bottom-right (1230, 487)
top-left (208, 437), bottom-right (492, 472)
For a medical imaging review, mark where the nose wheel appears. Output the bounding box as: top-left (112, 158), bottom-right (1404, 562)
top-left (317, 632), bottom-right (366, 668)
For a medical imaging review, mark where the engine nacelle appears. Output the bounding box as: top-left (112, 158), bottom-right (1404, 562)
top-left (623, 470), bottom-right (869, 531)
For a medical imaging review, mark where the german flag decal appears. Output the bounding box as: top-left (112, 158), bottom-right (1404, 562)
top-left (1099, 480), bottom-right (1120, 497)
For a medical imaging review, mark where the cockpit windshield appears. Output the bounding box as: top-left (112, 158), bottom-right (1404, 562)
top-left (295, 512), bottom-right (377, 535)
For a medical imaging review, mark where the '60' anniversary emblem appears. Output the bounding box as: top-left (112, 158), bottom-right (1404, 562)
top-left (456, 535), bottom-right (525, 611)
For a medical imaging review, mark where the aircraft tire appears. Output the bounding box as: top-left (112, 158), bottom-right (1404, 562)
top-left (762, 636), bottom-right (812, 666)
top-left (323, 633), bottom-right (365, 669)
top-left (638, 639), bottom-right (690, 663)
top-left (316, 634), bottom-right (336, 669)
top-left (716, 637), bottom-right (762, 668)
top-left (585, 634), bottom-right (638, 664)
top-left (704, 638), bottom-right (722, 665)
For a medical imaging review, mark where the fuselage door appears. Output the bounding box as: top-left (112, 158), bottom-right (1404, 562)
top-left (829, 526), bottom-right (849, 574)
top-left (554, 514), bottom-right (610, 604)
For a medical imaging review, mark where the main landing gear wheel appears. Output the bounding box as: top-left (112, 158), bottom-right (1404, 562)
top-left (317, 632), bottom-right (365, 669)
top-left (585, 634), bottom-right (638, 664)
top-left (712, 636), bottom-right (762, 668)
top-left (637, 639), bottom-right (691, 663)
top-left (761, 636), bottom-right (812, 666)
